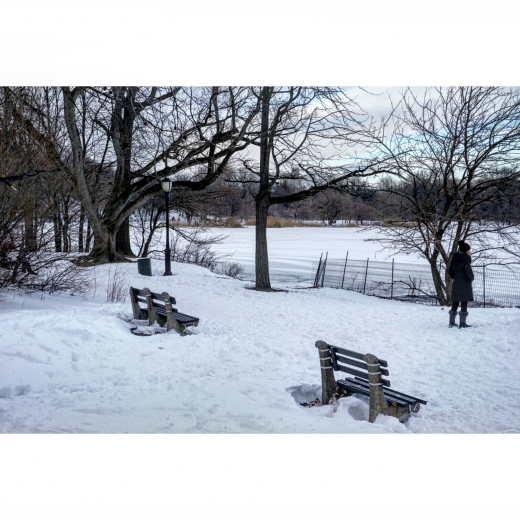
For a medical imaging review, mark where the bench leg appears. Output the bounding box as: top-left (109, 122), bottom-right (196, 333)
top-left (315, 340), bottom-right (337, 405)
top-left (161, 291), bottom-right (183, 334)
top-left (364, 353), bottom-right (411, 423)
top-left (364, 354), bottom-right (387, 423)
top-left (129, 287), bottom-right (142, 320)
top-left (143, 288), bottom-right (159, 326)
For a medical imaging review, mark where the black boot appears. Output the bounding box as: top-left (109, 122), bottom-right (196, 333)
top-left (459, 311), bottom-right (471, 328)
top-left (449, 310), bottom-right (457, 328)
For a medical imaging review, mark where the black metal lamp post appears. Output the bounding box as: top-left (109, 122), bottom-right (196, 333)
top-left (161, 177), bottom-right (173, 276)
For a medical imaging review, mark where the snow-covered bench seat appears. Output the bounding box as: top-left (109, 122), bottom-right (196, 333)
top-left (315, 340), bottom-right (427, 423)
top-left (129, 287), bottom-right (199, 335)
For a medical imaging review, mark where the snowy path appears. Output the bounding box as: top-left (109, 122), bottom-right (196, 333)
top-left (1, 260), bottom-right (519, 433)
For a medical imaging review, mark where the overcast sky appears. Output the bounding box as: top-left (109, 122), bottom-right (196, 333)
top-left (2, 1), bottom-right (519, 86)
top-left (346, 87), bottom-right (408, 121)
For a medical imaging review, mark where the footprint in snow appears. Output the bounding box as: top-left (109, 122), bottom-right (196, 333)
top-left (0, 385), bottom-right (31, 398)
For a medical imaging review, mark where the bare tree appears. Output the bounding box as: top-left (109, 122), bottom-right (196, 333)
top-left (314, 189), bottom-right (349, 225)
top-left (62, 86), bottom-right (262, 262)
top-left (0, 168), bottom-right (91, 294)
top-left (10, 87), bottom-right (261, 263)
top-left (364, 87), bottom-right (520, 304)
top-left (240, 87), bottom-right (383, 290)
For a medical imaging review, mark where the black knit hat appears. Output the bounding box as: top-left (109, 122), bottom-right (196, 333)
top-left (458, 240), bottom-right (470, 252)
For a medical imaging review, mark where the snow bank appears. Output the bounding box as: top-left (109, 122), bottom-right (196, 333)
top-left (1, 257), bottom-right (519, 433)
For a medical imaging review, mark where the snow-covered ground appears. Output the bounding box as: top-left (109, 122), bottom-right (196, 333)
top-left (1, 253), bottom-right (519, 433)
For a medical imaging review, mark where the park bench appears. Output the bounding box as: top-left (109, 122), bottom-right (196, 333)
top-left (129, 287), bottom-right (199, 335)
top-left (315, 340), bottom-right (427, 423)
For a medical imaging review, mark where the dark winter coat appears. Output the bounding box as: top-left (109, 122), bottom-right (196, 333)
top-left (448, 252), bottom-right (474, 302)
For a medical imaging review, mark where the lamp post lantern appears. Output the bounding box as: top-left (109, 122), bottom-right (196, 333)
top-left (161, 177), bottom-right (173, 276)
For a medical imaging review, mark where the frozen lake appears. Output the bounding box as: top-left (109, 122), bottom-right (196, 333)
top-left (146, 225), bottom-right (519, 290)
top-left (202, 226), bottom-right (428, 284)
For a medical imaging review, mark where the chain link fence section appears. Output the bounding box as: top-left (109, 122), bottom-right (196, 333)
top-left (312, 253), bottom-right (520, 308)
top-left (471, 265), bottom-right (520, 308)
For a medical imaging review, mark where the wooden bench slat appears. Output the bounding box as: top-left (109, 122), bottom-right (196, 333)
top-left (333, 353), bottom-right (390, 377)
top-left (174, 315), bottom-right (199, 325)
top-left (132, 288), bottom-right (176, 305)
top-left (149, 291), bottom-right (176, 305)
top-left (154, 307), bottom-right (199, 324)
top-left (329, 345), bottom-right (365, 361)
top-left (139, 306), bottom-right (198, 325)
top-left (133, 299), bottom-right (176, 313)
top-left (337, 379), bottom-right (410, 407)
top-left (345, 378), bottom-right (418, 406)
top-left (354, 377), bottom-right (427, 405)
top-left (346, 377), bottom-right (426, 406)
top-left (148, 301), bottom-right (169, 311)
top-left (331, 345), bottom-right (388, 367)
top-left (336, 379), bottom-right (371, 398)
top-left (336, 365), bottom-right (391, 387)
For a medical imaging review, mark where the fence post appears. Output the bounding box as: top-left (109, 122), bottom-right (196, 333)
top-left (363, 258), bottom-right (369, 294)
top-left (391, 258), bottom-right (395, 300)
top-left (341, 252), bottom-right (349, 289)
top-left (483, 265), bottom-right (486, 309)
top-left (314, 253), bottom-right (323, 288)
top-left (320, 252), bottom-right (328, 287)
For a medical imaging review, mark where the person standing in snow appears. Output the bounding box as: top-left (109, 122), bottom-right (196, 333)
top-left (448, 240), bottom-right (474, 328)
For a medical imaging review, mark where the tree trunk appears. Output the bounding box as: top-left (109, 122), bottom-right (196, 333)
top-left (116, 217), bottom-right (134, 256)
top-left (254, 87), bottom-right (273, 290)
top-left (62, 221), bottom-right (69, 252)
top-left (62, 198), bottom-right (70, 253)
top-left (91, 231), bottom-right (111, 262)
top-left (430, 262), bottom-right (449, 305)
top-left (63, 87), bottom-right (109, 260)
top-left (53, 213), bottom-right (62, 252)
top-left (85, 221), bottom-right (92, 253)
top-left (63, 88), bottom-right (129, 263)
top-left (255, 194), bottom-right (271, 289)
top-left (112, 87), bottom-right (137, 258)
top-left (78, 209), bottom-right (85, 253)
top-left (24, 213), bottom-right (38, 252)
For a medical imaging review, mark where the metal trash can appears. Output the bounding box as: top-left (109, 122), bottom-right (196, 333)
top-left (137, 257), bottom-right (152, 276)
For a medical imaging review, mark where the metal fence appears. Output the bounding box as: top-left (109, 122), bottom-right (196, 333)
top-left (312, 252), bottom-right (520, 308)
